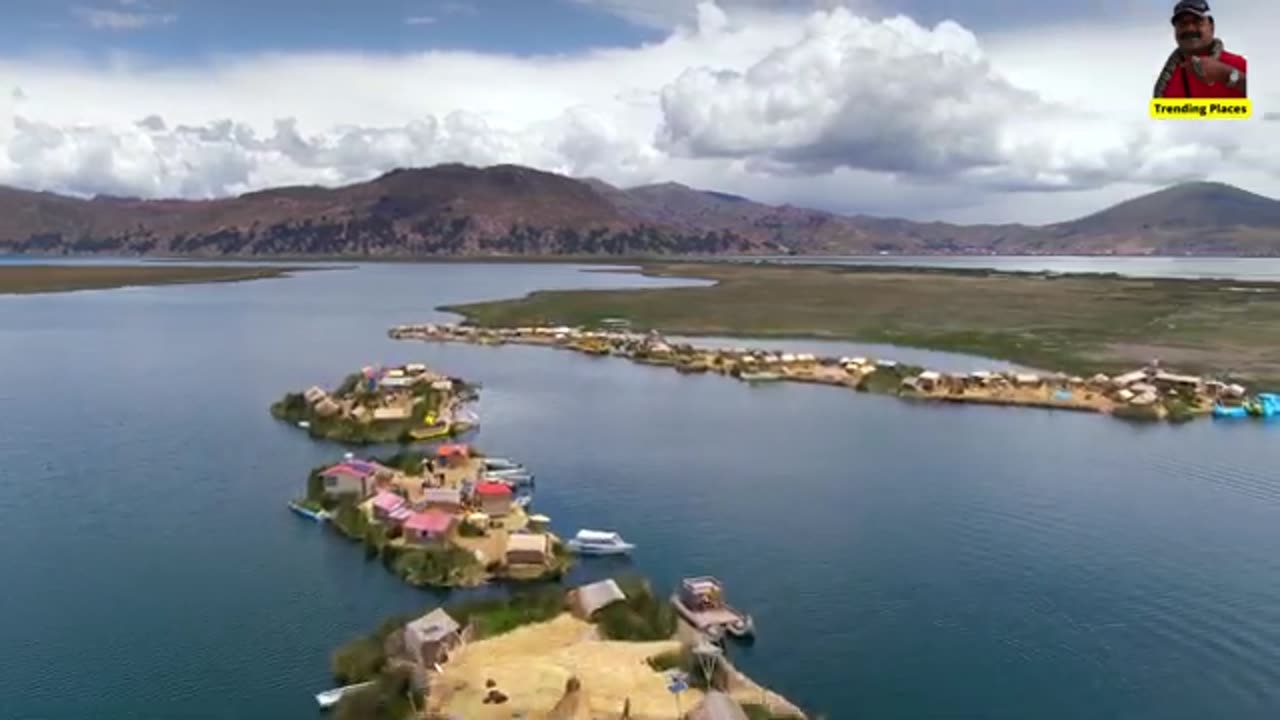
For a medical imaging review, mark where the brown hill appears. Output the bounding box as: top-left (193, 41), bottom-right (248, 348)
top-left (0, 164), bottom-right (758, 257)
top-left (1, 164), bottom-right (1278, 257)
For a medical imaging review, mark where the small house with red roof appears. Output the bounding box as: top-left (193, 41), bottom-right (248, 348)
top-left (403, 511), bottom-right (456, 546)
top-left (473, 481), bottom-right (513, 517)
top-left (435, 444), bottom-right (470, 469)
top-left (319, 459), bottom-right (389, 498)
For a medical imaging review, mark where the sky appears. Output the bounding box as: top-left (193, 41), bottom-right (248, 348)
top-left (1, 0), bottom-right (1277, 224)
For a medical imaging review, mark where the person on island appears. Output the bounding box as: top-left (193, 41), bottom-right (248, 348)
top-left (1153, 0), bottom-right (1246, 98)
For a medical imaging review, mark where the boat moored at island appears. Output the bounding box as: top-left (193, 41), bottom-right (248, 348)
top-left (315, 680), bottom-right (375, 709)
top-left (672, 576), bottom-right (755, 640)
top-left (288, 501), bottom-right (328, 522)
top-left (482, 456), bottom-right (524, 471)
top-left (485, 472), bottom-right (534, 489)
top-left (565, 529), bottom-right (636, 555)
top-left (485, 467), bottom-right (534, 482)
top-left (1214, 393), bottom-right (1280, 419)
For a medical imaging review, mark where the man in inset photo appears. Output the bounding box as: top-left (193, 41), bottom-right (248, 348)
top-left (1153, 0), bottom-right (1247, 98)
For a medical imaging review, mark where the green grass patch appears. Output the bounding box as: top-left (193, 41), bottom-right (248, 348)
top-left (387, 545), bottom-right (486, 588)
top-left (330, 501), bottom-right (369, 540)
top-left (594, 575), bottom-right (677, 641)
top-left (446, 586), bottom-right (567, 639)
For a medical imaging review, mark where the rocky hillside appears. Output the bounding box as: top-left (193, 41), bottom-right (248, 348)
top-left (0, 165), bottom-right (762, 257)
top-left (1, 164), bottom-right (1279, 257)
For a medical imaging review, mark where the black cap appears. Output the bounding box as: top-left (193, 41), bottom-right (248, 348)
top-left (1171, 0), bottom-right (1211, 22)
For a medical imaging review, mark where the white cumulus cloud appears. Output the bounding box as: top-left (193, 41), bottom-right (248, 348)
top-left (655, 8), bottom-right (1255, 192)
top-left (1, 0), bottom-right (1278, 223)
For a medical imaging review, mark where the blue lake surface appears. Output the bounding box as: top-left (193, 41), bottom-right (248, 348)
top-left (3, 260), bottom-right (1280, 719)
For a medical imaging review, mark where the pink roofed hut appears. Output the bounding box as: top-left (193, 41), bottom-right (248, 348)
top-left (371, 491), bottom-right (406, 522)
top-left (473, 481), bottom-right (513, 517)
top-left (319, 460), bottom-right (390, 498)
top-left (403, 511), bottom-right (456, 546)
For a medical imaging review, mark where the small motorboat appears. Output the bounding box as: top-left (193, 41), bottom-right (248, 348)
top-left (671, 576), bottom-right (755, 640)
top-left (315, 680), bottom-right (374, 709)
top-left (485, 467), bottom-right (531, 478)
top-left (486, 469), bottom-right (534, 486)
top-left (297, 420), bottom-right (311, 429)
top-left (288, 501), bottom-right (328, 522)
top-left (483, 457), bottom-right (523, 471)
top-left (738, 371), bottom-right (781, 382)
top-left (566, 529), bottom-right (636, 555)
top-left (1214, 403), bottom-right (1248, 419)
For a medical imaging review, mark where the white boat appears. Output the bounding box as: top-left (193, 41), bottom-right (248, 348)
top-left (297, 420), bottom-right (311, 429)
top-left (486, 469), bottom-right (534, 486)
top-left (315, 680), bottom-right (374, 709)
top-left (566, 529), bottom-right (635, 555)
top-left (483, 457), bottom-right (523, 471)
top-left (485, 467), bottom-right (531, 478)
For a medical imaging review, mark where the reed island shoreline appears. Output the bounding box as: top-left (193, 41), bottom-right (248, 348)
top-left (325, 578), bottom-right (808, 720)
top-left (391, 322), bottom-right (1278, 424)
top-left (435, 261), bottom-right (1280, 390)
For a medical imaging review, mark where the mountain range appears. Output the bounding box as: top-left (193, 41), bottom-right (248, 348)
top-left (2, 163), bottom-right (1280, 257)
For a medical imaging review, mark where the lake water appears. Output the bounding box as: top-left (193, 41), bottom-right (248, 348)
top-left (4, 260), bottom-right (1280, 720)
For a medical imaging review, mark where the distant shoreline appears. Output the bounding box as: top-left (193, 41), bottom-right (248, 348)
top-left (0, 264), bottom-right (310, 296)
top-left (6, 252), bottom-right (1280, 266)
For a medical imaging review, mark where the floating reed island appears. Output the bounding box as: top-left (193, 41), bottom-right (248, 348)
top-left (389, 322), bottom-right (1276, 424)
top-left (294, 444), bottom-right (568, 589)
top-left (324, 576), bottom-right (806, 720)
top-left (271, 363), bottom-right (480, 444)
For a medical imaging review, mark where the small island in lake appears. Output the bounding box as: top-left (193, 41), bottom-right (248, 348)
top-left (295, 444), bottom-right (569, 588)
top-left (0, 263), bottom-right (302, 295)
top-left (325, 577), bottom-right (806, 720)
top-left (271, 363), bottom-right (479, 444)
top-left (391, 323), bottom-right (1275, 424)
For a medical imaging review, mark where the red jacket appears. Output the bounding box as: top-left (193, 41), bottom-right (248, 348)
top-left (1161, 50), bottom-right (1247, 98)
